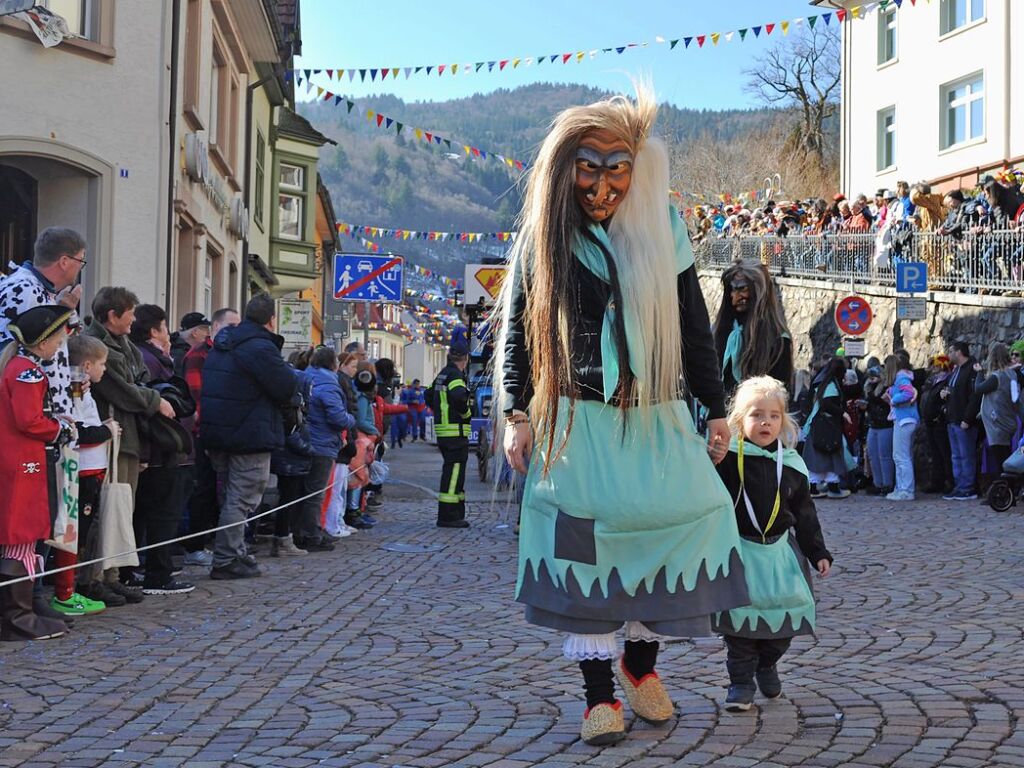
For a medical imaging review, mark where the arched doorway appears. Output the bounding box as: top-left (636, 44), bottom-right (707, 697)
top-left (0, 165), bottom-right (37, 273)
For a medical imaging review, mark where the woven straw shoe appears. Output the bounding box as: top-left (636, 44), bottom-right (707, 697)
top-left (580, 700), bottom-right (626, 746)
top-left (616, 659), bottom-right (675, 725)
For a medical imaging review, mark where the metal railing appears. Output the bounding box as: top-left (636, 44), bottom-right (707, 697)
top-left (693, 229), bottom-right (1024, 293)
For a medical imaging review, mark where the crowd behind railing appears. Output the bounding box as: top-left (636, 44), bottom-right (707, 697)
top-left (689, 172), bottom-right (1024, 294)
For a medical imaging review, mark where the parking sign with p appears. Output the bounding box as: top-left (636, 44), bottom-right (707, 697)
top-left (896, 262), bottom-right (928, 293)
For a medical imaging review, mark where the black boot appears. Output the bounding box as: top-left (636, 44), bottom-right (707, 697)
top-left (724, 656), bottom-right (758, 712)
top-left (1, 560), bottom-right (68, 642)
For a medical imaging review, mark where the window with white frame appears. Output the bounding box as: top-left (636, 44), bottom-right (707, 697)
top-left (940, 0), bottom-right (984, 35)
top-left (43, 0), bottom-right (93, 39)
top-left (278, 163), bottom-right (305, 240)
top-left (877, 6), bottom-right (897, 65)
top-left (254, 131), bottom-right (266, 227)
top-left (941, 73), bottom-right (984, 149)
top-left (203, 251), bottom-right (214, 317)
top-left (877, 107), bottom-right (896, 171)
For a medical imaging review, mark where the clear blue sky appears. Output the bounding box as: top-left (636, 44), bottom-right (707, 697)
top-left (294, 0), bottom-right (829, 110)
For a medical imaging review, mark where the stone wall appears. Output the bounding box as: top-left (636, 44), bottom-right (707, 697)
top-left (698, 270), bottom-right (1024, 369)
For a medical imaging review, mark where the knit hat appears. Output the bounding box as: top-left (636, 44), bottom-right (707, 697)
top-left (355, 368), bottom-right (376, 393)
top-left (9, 305), bottom-right (73, 347)
top-left (929, 353), bottom-right (952, 371)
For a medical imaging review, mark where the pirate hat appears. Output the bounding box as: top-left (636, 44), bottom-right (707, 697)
top-left (9, 305), bottom-right (73, 347)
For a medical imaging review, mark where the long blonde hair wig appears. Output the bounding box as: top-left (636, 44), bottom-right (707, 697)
top-left (495, 85), bottom-right (686, 467)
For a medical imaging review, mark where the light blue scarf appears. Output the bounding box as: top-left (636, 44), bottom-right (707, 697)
top-left (572, 205), bottom-right (694, 402)
top-left (722, 320), bottom-right (744, 384)
top-left (730, 437), bottom-right (808, 476)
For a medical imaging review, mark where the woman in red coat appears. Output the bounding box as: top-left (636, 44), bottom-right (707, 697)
top-left (0, 304), bottom-right (75, 642)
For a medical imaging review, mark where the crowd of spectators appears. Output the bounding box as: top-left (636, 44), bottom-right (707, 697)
top-left (794, 338), bottom-right (1024, 505)
top-left (0, 227), bottom-right (408, 641)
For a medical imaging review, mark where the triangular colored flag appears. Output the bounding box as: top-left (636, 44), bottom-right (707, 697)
top-left (576, 51), bottom-right (584, 62)
top-left (463, 145), bottom-right (471, 155)
top-left (404, 67), bottom-right (411, 79)
top-left (549, 54), bottom-right (558, 63)
top-left (443, 139), bottom-right (451, 149)
top-left (823, 11), bottom-right (832, 23)
top-left (808, 15), bottom-right (818, 28)
top-left (415, 128), bottom-right (423, 140)
top-left (781, 20), bottom-right (790, 34)
top-left (893, 0), bottom-right (903, 6)
top-left (295, 74), bottom-right (302, 86)
top-left (499, 59), bottom-right (508, 70)
top-left (488, 61), bottom-right (496, 71)
top-left (738, 28), bottom-right (748, 40)
top-left (836, 9), bottom-right (846, 21)
top-left (475, 62), bottom-right (483, 72)
top-left (369, 68), bottom-right (377, 81)
top-left (425, 132), bottom-right (433, 143)
top-left (359, 69), bottom-right (366, 81)
top-left (765, 23), bottom-right (775, 35)
top-left (396, 122), bottom-right (403, 134)
top-left (451, 64), bottom-right (458, 74)
top-left (426, 66), bottom-right (433, 75)
top-left (752, 26), bottom-right (761, 37)
top-left (438, 64), bottom-right (446, 75)
top-left (323, 90), bottom-right (333, 101)
top-left (385, 117), bottom-right (393, 129)
top-left (303, 69), bottom-right (311, 79)
top-left (852, 5), bottom-right (863, 18)
top-left (711, 32), bottom-right (721, 45)
top-left (670, 39), bottom-right (679, 49)
top-left (392, 68), bottom-right (399, 78)
top-left (434, 136), bottom-right (442, 145)
top-left (616, 46), bottom-right (626, 54)
top-left (480, 151), bottom-right (487, 159)
top-left (334, 95), bottom-right (342, 106)
top-left (346, 100), bottom-right (354, 113)
top-left (697, 35), bottom-right (706, 47)
top-left (415, 66), bottom-right (423, 74)
top-left (316, 86), bottom-right (324, 97)
top-left (684, 36), bottom-right (693, 47)
top-left (348, 70), bottom-right (355, 81)
top-left (725, 31), bottom-right (734, 42)
top-left (513, 58), bottom-right (521, 68)
top-left (379, 68), bottom-right (388, 80)
top-left (562, 53), bottom-right (572, 64)
top-left (326, 69), bottom-right (333, 78)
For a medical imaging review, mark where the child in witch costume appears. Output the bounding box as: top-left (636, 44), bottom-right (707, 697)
top-left (498, 86), bottom-right (750, 746)
top-left (713, 376), bottom-right (833, 711)
top-left (0, 305), bottom-right (77, 641)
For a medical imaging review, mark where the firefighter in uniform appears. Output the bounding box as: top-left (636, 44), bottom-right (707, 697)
top-left (434, 342), bottom-right (472, 528)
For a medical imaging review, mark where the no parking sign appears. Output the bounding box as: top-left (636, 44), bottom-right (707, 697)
top-left (835, 296), bottom-right (873, 336)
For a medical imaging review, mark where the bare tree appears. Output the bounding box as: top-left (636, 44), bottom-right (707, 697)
top-left (744, 24), bottom-right (840, 177)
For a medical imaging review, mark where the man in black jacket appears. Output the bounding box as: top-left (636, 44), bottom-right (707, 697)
top-left (200, 294), bottom-right (298, 579)
top-left (941, 340), bottom-right (978, 500)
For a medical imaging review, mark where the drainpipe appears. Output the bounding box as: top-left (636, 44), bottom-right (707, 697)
top-left (164, 0), bottom-right (181, 308)
top-left (1004, 0), bottom-right (1011, 167)
top-left (241, 72), bottom-right (276, 306)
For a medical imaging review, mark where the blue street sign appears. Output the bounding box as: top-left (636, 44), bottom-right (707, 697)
top-left (333, 253), bottom-right (404, 303)
top-left (896, 262), bottom-right (928, 293)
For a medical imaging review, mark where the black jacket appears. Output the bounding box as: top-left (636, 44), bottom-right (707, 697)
top-left (944, 360), bottom-right (976, 424)
top-left (170, 334), bottom-right (192, 377)
top-left (200, 320), bottom-right (298, 454)
top-left (717, 443), bottom-right (833, 565)
top-left (502, 256), bottom-right (727, 418)
top-left (863, 380), bottom-right (892, 430)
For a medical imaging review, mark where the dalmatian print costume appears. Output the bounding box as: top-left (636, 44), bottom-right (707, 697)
top-left (0, 263), bottom-right (75, 418)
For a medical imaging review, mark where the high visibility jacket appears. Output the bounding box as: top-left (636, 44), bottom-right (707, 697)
top-left (433, 363), bottom-right (472, 439)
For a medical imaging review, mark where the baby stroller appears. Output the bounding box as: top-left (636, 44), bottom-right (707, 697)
top-left (987, 448), bottom-right (1024, 512)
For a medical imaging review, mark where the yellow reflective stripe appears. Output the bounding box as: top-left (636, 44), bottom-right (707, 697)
top-left (439, 387), bottom-right (449, 426)
top-left (447, 462), bottom-right (462, 498)
top-left (438, 492), bottom-right (461, 503)
top-left (447, 379), bottom-right (466, 391)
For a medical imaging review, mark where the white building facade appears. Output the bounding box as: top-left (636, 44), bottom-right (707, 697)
top-left (832, 0), bottom-right (1022, 195)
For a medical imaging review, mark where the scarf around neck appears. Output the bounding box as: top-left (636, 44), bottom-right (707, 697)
top-left (730, 437), bottom-right (808, 476)
top-left (572, 204), bottom-right (694, 402)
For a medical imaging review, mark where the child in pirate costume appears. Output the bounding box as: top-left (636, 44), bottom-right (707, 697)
top-left (713, 376), bottom-right (833, 711)
top-left (498, 87), bottom-right (750, 746)
top-left (0, 305), bottom-right (76, 641)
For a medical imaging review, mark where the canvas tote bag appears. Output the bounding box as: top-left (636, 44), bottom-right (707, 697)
top-left (97, 429), bottom-right (140, 569)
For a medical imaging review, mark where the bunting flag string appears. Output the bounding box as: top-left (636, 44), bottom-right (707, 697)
top-left (290, 2), bottom-right (909, 84)
top-left (292, 86), bottom-right (529, 170)
top-left (337, 221), bottom-right (516, 248)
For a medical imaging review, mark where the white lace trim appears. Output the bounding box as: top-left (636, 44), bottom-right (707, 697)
top-left (563, 632), bottom-right (618, 661)
top-left (623, 621), bottom-right (666, 643)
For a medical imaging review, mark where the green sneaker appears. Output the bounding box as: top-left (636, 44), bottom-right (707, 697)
top-left (51, 592), bottom-right (106, 616)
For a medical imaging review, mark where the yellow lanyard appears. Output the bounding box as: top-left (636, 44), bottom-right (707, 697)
top-left (737, 439), bottom-right (783, 543)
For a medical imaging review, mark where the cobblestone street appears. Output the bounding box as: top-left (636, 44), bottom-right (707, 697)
top-left (3, 441), bottom-right (1024, 768)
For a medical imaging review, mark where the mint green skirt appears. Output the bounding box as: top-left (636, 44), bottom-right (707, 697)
top-left (515, 398), bottom-right (750, 636)
top-left (713, 534), bottom-right (816, 639)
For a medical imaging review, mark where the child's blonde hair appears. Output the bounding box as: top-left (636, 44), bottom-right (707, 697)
top-left (67, 334), bottom-right (108, 365)
top-left (727, 375), bottom-right (800, 448)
